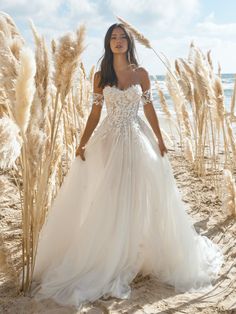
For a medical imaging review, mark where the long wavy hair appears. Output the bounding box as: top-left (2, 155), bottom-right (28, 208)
top-left (97, 23), bottom-right (139, 89)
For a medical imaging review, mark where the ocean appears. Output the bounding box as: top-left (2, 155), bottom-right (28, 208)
top-left (150, 73), bottom-right (235, 114)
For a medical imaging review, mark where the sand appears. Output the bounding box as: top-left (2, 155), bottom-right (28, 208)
top-left (0, 114), bottom-right (235, 314)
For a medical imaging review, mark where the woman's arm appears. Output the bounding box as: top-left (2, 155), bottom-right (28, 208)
top-left (140, 68), bottom-right (168, 156)
top-left (76, 71), bottom-right (103, 160)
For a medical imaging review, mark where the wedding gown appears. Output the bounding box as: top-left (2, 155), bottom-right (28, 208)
top-left (31, 84), bottom-right (223, 309)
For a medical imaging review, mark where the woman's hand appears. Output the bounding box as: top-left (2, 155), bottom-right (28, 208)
top-left (76, 145), bottom-right (86, 161)
top-left (158, 141), bottom-right (168, 157)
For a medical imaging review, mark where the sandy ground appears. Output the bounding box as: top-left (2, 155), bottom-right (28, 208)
top-left (0, 115), bottom-right (236, 314)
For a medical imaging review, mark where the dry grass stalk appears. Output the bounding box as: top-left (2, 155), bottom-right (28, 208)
top-left (213, 76), bottom-right (229, 165)
top-left (176, 60), bottom-right (194, 104)
top-left (154, 80), bottom-right (176, 145)
top-left (207, 50), bottom-right (213, 73)
top-left (214, 76), bottom-right (225, 122)
top-left (184, 137), bottom-right (194, 163)
top-left (222, 169), bottom-right (236, 217)
top-left (165, 73), bottom-right (184, 146)
top-left (225, 117), bottom-right (236, 165)
top-left (230, 74), bottom-right (236, 118)
top-left (155, 80), bottom-right (171, 119)
top-left (181, 102), bottom-right (192, 138)
top-left (193, 47), bottom-right (212, 104)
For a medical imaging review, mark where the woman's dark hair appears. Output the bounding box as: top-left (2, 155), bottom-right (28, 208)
top-left (97, 23), bottom-right (139, 89)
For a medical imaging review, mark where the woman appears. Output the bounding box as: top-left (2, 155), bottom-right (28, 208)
top-left (31, 23), bottom-right (223, 310)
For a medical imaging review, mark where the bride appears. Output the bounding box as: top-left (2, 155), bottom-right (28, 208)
top-left (31, 23), bottom-right (223, 309)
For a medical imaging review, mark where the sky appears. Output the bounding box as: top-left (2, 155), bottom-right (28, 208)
top-left (1, 0), bottom-right (236, 75)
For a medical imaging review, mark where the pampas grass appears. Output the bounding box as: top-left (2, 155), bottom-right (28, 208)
top-left (155, 80), bottom-right (171, 119)
top-left (0, 19), bottom-right (87, 293)
top-left (0, 174), bottom-right (21, 285)
top-left (162, 41), bottom-right (236, 195)
top-left (17, 30), bottom-right (88, 284)
top-left (116, 16), bottom-right (151, 49)
top-left (0, 175), bottom-right (19, 208)
top-left (51, 25), bottom-right (86, 154)
top-left (14, 47), bottom-right (36, 133)
top-left (0, 116), bottom-right (22, 169)
top-left (54, 25), bottom-right (86, 100)
top-left (230, 75), bottom-right (236, 118)
top-left (0, 12), bottom-right (24, 112)
top-left (222, 169), bottom-right (236, 217)
top-left (0, 11), bottom-right (24, 61)
top-left (225, 117), bottom-right (236, 165)
top-left (29, 20), bottom-right (50, 116)
top-left (184, 137), bottom-right (194, 163)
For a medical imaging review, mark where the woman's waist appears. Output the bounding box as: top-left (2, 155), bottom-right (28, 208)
top-left (106, 113), bottom-right (139, 126)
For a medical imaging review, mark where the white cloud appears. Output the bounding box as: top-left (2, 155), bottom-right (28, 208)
top-left (196, 20), bottom-right (236, 38)
top-left (108, 0), bottom-right (200, 32)
top-left (1, 0), bottom-right (60, 16)
top-left (203, 12), bottom-right (215, 23)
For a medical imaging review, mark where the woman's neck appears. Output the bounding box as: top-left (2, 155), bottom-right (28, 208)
top-left (113, 54), bottom-right (130, 72)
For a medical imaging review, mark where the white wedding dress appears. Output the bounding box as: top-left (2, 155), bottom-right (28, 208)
top-left (31, 84), bottom-right (223, 309)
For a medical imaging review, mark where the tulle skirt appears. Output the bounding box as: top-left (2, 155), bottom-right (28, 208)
top-left (30, 115), bottom-right (223, 309)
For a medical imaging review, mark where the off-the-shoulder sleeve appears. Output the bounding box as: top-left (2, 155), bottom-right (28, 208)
top-left (141, 88), bottom-right (153, 106)
top-left (91, 92), bottom-right (104, 107)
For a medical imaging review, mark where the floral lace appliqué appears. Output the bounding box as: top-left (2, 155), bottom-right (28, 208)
top-left (91, 92), bottom-right (104, 107)
top-left (141, 89), bottom-right (153, 106)
top-left (91, 85), bottom-right (143, 142)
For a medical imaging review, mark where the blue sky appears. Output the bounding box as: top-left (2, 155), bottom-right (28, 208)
top-left (1, 0), bottom-right (236, 75)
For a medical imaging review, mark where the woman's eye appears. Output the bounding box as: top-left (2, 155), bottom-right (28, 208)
top-left (111, 36), bottom-right (127, 40)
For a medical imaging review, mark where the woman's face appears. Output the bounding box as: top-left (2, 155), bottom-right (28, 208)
top-left (110, 27), bottom-right (128, 54)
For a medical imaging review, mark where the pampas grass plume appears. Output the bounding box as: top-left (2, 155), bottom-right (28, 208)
top-left (0, 116), bottom-right (22, 169)
top-left (222, 169), bottom-right (236, 217)
top-left (14, 47), bottom-right (36, 133)
top-left (184, 137), bottom-right (194, 163)
top-left (116, 16), bottom-right (151, 48)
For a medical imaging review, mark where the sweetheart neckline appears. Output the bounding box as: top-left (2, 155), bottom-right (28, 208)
top-left (104, 84), bottom-right (141, 93)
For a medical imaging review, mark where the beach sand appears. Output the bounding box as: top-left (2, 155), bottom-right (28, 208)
top-left (0, 113), bottom-right (235, 314)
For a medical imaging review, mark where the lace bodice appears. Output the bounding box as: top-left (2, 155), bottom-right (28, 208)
top-left (103, 84), bottom-right (141, 127)
top-left (92, 84), bottom-right (153, 126)
top-left (89, 84), bottom-right (153, 140)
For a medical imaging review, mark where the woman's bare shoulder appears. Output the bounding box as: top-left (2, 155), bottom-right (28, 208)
top-left (134, 67), bottom-right (151, 90)
top-left (135, 66), bottom-right (149, 76)
top-left (133, 66), bottom-right (149, 86)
